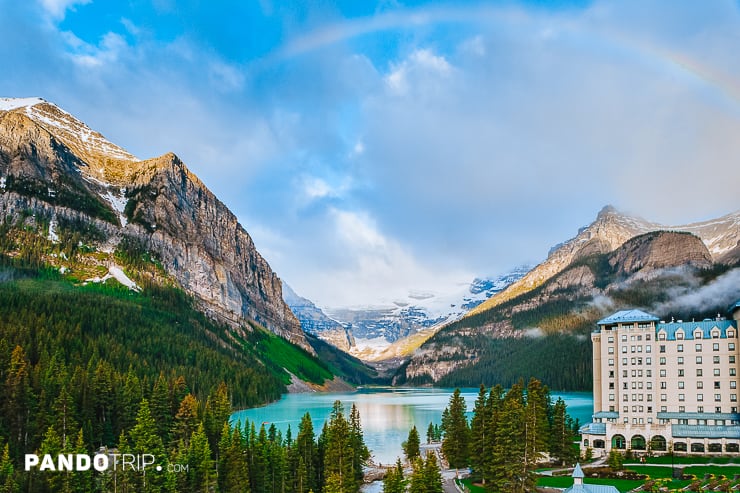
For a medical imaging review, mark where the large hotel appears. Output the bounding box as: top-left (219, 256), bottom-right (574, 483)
top-left (580, 301), bottom-right (740, 455)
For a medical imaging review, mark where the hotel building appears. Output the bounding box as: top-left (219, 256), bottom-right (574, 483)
top-left (580, 301), bottom-right (740, 455)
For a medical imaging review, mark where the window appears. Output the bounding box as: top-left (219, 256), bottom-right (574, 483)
top-left (698, 406), bottom-right (704, 413)
top-left (717, 407), bottom-right (723, 413)
top-left (609, 393), bottom-right (615, 401)
top-left (715, 369), bottom-right (721, 376)
top-left (696, 394), bottom-right (702, 401)
top-left (660, 406), bottom-right (667, 412)
top-left (716, 394), bottom-right (722, 402)
top-left (623, 370), bottom-right (628, 377)
top-left (714, 343), bottom-right (720, 351)
top-left (678, 357), bottom-right (684, 365)
top-left (731, 368), bottom-right (737, 376)
top-left (732, 394), bottom-right (738, 402)
top-left (678, 369), bottom-right (685, 377)
top-left (660, 382), bottom-right (667, 389)
top-left (646, 334), bottom-right (651, 341)
top-left (715, 382), bottom-right (721, 389)
top-left (678, 344), bottom-right (684, 352)
top-left (696, 356), bottom-right (702, 364)
top-left (608, 358), bottom-right (614, 366)
top-left (679, 394), bottom-right (685, 401)
top-left (696, 343), bottom-right (703, 352)
top-left (678, 381), bottom-right (685, 389)
top-left (712, 331), bottom-right (720, 339)
top-left (729, 330), bottom-right (735, 338)
top-left (732, 381), bottom-right (737, 389)
top-left (646, 357), bottom-right (652, 365)
top-left (623, 358), bottom-right (628, 365)
top-left (679, 407), bottom-right (686, 413)
top-left (632, 370), bottom-right (637, 377)
top-left (714, 356), bottom-right (721, 364)
top-left (661, 394), bottom-right (667, 402)
top-left (608, 336), bottom-right (614, 343)
top-left (623, 394), bottom-right (628, 402)
top-left (609, 370), bottom-right (615, 378)
top-left (695, 331), bottom-right (703, 339)
top-left (660, 357), bottom-right (667, 365)
top-left (646, 345), bottom-right (651, 353)
top-left (622, 335), bottom-right (627, 341)
top-left (631, 346), bottom-right (636, 353)
top-left (647, 394), bottom-right (652, 401)
top-left (608, 347), bottom-right (614, 354)
top-left (660, 369), bottom-right (666, 377)
top-left (609, 382), bottom-right (614, 389)
top-left (632, 393), bottom-right (637, 401)
top-left (676, 332), bottom-right (684, 340)
top-left (659, 333), bottom-right (666, 340)
top-left (697, 369), bottom-right (703, 377)
top-left (697, 381), bottom-right (704, 389)
top-left (623, 383), bottom-right (628, 390)
top-left (732, 356), bottom-right (737, 364)
top-left (632, 382), bottom-right (637, 389)
top-left (647, 382), bottom-right (652, 389)
top-left (660, 345), bottom-right (666, 353)
top-left (622, 346), bottom-right (627, 353)
top-left (730, 343), bottom-right (736, 351)
top-left (647, 370), bottom-right (652, 377)
top-left (631, 358), bottom-right (636, 365)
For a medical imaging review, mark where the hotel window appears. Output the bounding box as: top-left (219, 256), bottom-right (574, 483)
top-left (715, 369), bottom-right (721, 376)
top-left (660, 406), bottom-right (667, 412)
top-left (716, 394), bottom-right (722, 402)
top-left (609, 382), bottom-right (614, 389)
top-left (609, 370), bottom-right (615, 378)
top-left (631, 346), bottom-right (636, 353)
top-left (608, 359), bottom-right (614, 366)
top-left (695, 331), bottom-right (703, 339)
top-left (696, 394), bottom-right (702, 401)
top-left (622, 335), bottom-right (628, 341)
top-left (697, 369), bottom-right (703, 377)
top-left (646, 369), bottom-right (652, 377)
top-left (713, 331), bottom-right (720, 339)
top-left (730, 343), bottom-right (736, 351)
top-left (608, 336), bottom-right (614, 343)
top-left (623, 370), bottom-right (628, 377)
top-left (696, 356), bottom-right (702, 364)
top-left (717, 407), bottom-right (724, 413)
top-left (659, 333), bottom-right (666, 340)
top-left (714, 343), bottom-right (720, 351)
top-left (623, 406), bottom-right (629, 413)
top-left (623, 395), bottom-right (628, 402)
top-left (623, 358), bottom-right (628, 365)
top-left (637, 358), bottom-right (643, 365)
top-left (660, 382), bottom-right (667, 389)
top-left (638, 370), bottom-right (643, 377)
top-left (734, 407), bottom-right (739, 413)
top-left (632, 393), bottom-right (637, 401)
top-left (631, 358), bottom-right (636, 365)
top-left (638, 346), bottom-right (643, 353)
top-left (696, 343), bottom-right (703, 352)
top-left (660, 345), bottom-right (666, 353)
top-left (729, 330), bottom-right (735, 338)
top-left (697, 381), bottom-right (704, 389)
top-left (714, 356), bottom-right (721, 364)
top-left (646, 345), bottom-right (651, 353)
top-left (622, 346), bottom-right (627, 353)
top-left (632, 370), bottom-right (637, 377)
top-left (731, 368), bottom-right (737, 376)
top-left (660, 369), bottom-right (666, 377)
top-left (609, 393), bottom-right (615, 401)
top-left (678, 369), bottom-right (685, 377)
top-left (646, 357), bottom-right (652, 364)
top-left (732, 394), bottom-right (738, 402)
top-left (732, 356), bottom-right (737, 364)
top-left (608, 347), bottom-right (614, 354)
top-left (678, 357), bottom-right (684, 365)
top-left (647, 394), bottom-right (652, 402)
top-left (661, 394), bottom-right (667, 401)
top-left (623, 383), bottom-right (628, 390)
top-left (647, 382), bottom-right (652, 390)
top-left (679, 394), bottom-right (685, 401)
top-left (677, 344), bottom-right (684, 352)
top-left (677, 332), bottom-right (684, 340)
top-left (638, 394), bottom-right (644, 401)
top-left (678, 381), bottom-right (684, 389)
top-left (638, 335), bottom-right (642, 341)
top-left (631, 335), bottom-right (636, 341)
top-left (698, 406), bottom-right (704, 413)
top-left (632, 382), bottom-right (637, 389)
top-left (647, 334), bottom-right (652, 340)
top-left (717, 419), bottom-right (725, 425)
top-left (732, 381), bottom-right (737, 389)
top-left (679, 407), bottom-right (686, 413)
top-left (632, 406), bottom-right (637, 412)
top-left (660, 357), bottom-right (667, 365)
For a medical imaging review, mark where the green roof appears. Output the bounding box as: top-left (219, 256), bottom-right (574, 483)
top-left (598, 310), bottom-right (659, 325)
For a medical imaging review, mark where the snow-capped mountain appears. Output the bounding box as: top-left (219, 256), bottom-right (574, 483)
top-left (285, 267), bottom-right (529, 361)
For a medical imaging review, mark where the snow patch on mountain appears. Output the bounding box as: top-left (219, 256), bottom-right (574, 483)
top-left (0, 97), bottom-right (45, 111)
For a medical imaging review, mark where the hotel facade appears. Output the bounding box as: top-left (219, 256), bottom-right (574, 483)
top-left (580, 301), bottom-right (740, 455)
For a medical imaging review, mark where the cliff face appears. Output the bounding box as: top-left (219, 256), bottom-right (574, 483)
top-left (0, 98), bottom-right (307, 351)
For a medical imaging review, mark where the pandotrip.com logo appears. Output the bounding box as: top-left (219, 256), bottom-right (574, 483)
top-left (25, 453), bottom-right (189, 473)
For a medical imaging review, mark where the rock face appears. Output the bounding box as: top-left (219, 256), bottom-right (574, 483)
top-left (0, 98), bottom-right (308, 351)
top-left (609, 231), bottom-right (713, 276)
top-left (282, 282), bottom-right (354, 351)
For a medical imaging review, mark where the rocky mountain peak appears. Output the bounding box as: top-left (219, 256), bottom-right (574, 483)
top-left (0, 97), bottom-right (309, 352)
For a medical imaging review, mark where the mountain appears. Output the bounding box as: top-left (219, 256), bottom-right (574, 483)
top-left (0, 97), bottom-right (308, 351)
top-left (398, 207), bottom-right (740, 389)
top-left (286, 267), bottom-right (528, 361)
top-left (282, 282), bottom-right (355, 351)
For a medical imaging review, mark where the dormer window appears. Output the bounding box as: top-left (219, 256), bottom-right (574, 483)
top-left (712, 330), bottom-right (720, 339)
top-left (729, 330), bottom-right (735, 338)
top-left (694, 330), bottom-right (703, 340)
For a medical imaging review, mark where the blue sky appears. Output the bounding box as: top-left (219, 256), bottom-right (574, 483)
top-left (1, 0), bottom-right (740, 308)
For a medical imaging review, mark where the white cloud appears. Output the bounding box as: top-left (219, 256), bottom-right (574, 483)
top-left (38, 0), bottom-right (90, 20)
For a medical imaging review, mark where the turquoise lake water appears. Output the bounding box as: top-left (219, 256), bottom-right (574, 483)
top-left (231, 387), bottom-right (593, 465)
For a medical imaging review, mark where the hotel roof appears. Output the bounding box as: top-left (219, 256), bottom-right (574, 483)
top-left (597, 309), bottom-right (659, 325)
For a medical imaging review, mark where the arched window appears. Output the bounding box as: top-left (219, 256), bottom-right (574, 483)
top-left (691, 443), bottom-right (705, 453)
top-left (631, 435), bottom-right (646, 450)
top-left (726, 443), bottom-right (739, 453)
top-left (612, 434), bottom-right (626, 449)
top-left (650, 435), bottom-right (667, 452)
top-left (674, 442), bottom-right (687, 452)
top-left (708, 443), bottom-right (722, 452)
top-left (584, 439), bottom-right (589, 447)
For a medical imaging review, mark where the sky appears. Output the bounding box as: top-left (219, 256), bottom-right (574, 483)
top-left (1, 0), bottom-right (739, 309)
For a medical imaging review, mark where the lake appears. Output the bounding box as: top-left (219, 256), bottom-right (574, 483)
top-left (231, 387), bottom-right (593, 465)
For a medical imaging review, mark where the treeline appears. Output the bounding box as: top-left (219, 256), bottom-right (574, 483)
top-left (437, 380), bottom-right (578, 492)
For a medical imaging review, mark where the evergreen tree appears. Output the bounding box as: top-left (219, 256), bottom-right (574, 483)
top-left (129, 399), bottom-right (166, 493)
top-left (348, 403), bottom-right (370, 485)
top-left (426, 422), bottom-right (434, 444)
top-left (322, 401), bottom-right (356, 492)
top-left (491, 382), bottom-right (526, 492)
top-left (4, 346), bottom-right (32, 459)
top-left (295, 412), bottom-right (318, 493)
top-left (523, 378), bottom-right (550, 489)
top-left (404, 425), bottom-right (421, 461)
top-left (469, 384), bottom-right (488, 482)
top-left (422, 451), bottom-right (444, 493)
top-left (441, 388), bottom-right (469, 471)
top-left (383, 458), bottom-right (407, 493)
top-left (0, 443), bottom-right (18, 493)
top-left (183, 423), bottom-right (213, 493)
top-left (172, 394), bottom-right (200, 449)
top-left (550, 397), bottom-right (575, 466)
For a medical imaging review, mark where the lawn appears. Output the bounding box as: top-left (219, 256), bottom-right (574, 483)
top-left (536, 476), bottom-right (644, 492)
top-left (641, 455), bottom-right (740, 465)
top-left (682, 465), bottom-right (740, 478)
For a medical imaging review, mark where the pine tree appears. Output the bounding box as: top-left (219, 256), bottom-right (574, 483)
top-left (523, 378), bottom-right (550, 489)
top-left (295, 413), bottom-right (318, 493)
top-left (172, 394), bottom-right (200, 449)
top-left (323, 401), bottom-right (356, 492)
top-left (349, 403), bottom-right (370, 485)
top-left (426, 422), bottom-right (434, 444)
top-left (422, 451), bottom-right (444, 493)
top-left (129, 399), bottom-right (166, 493)
top-left (184, 423), bottom-right (213, 493)
top-left (4, 346), bottom-right (32, 459)
top-left (491, 382), bottom-right (526, 492)
top-left (550, 397), bottom-right (574, 466)
top-left (383, 458), bottom-right (407, 493)
top-left (0, 443), bottom-right (18, 493)
top-left (441, 388), bottom-right (469, 471)
top-left (469, 384), bottom-right (488, 482)
top-left (404, 425), bottom-right (421, 461)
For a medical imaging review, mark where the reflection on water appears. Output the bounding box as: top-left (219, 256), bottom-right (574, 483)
top-left (231, 387), bottom-right (593, 465)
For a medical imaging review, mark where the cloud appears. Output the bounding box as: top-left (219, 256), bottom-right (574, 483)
top-left (38, 0), bottom-right (90, 20)
top-left (653, 268), bottom-right (740, 317)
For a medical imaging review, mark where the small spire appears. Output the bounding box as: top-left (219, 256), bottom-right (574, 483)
top-left (573, 463), bottom-right (584, 485)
